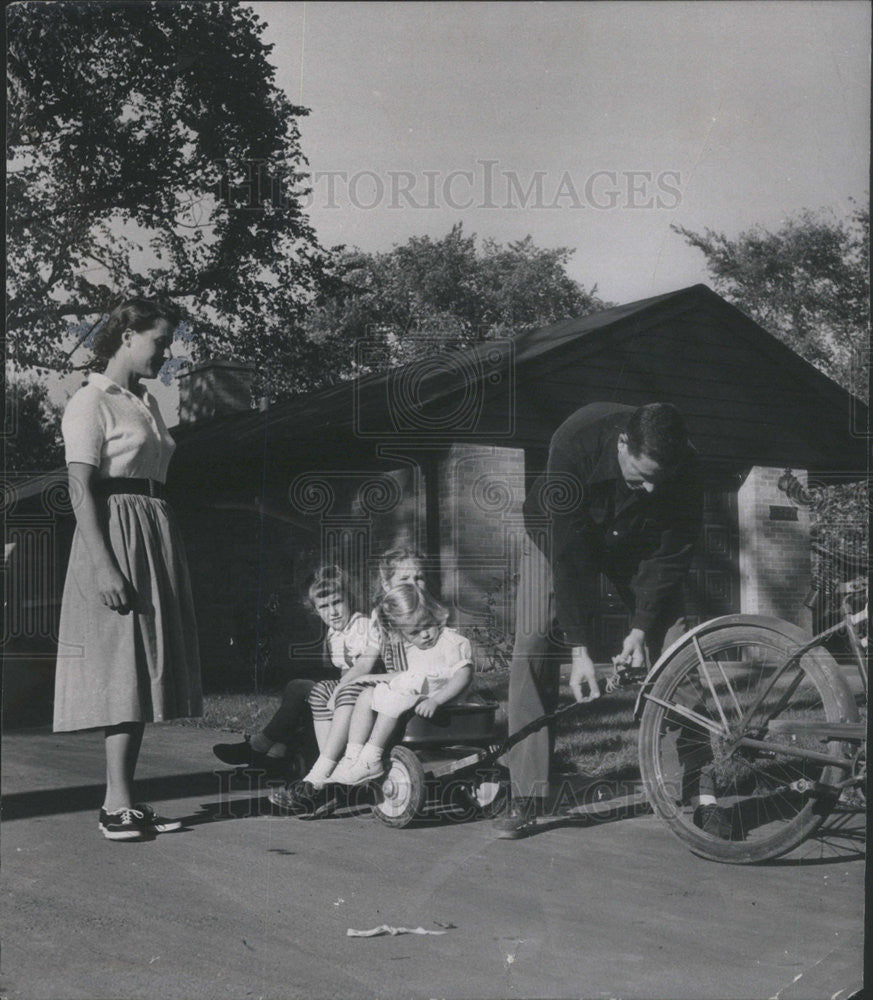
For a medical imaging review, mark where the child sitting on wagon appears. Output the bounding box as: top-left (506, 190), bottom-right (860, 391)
top-left (328, 583), bottom-right (474, 785)
top-left (212, 565), bottom-right (380, 773)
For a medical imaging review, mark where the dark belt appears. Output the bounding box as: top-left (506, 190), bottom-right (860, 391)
top-left (96, 477), bottom-right (168, 500)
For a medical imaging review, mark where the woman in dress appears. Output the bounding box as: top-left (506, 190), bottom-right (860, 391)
top-left (54, 297), bottom-right (202, 841)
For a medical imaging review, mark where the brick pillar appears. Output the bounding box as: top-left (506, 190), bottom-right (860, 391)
top-left (737, 466), bottom-right (812, 629)
top-left (438, 444), bottom-right (525, 631)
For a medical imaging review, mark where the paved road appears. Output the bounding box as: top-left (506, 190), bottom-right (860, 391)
top-left (2, 726), bottom-right (865, 1000)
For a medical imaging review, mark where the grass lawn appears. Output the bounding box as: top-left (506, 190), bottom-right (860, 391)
top-left (177, 665), bottom-right (643, 785)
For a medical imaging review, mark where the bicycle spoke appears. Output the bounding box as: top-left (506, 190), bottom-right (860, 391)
top-left (692, 635), bottom-right (732, 732)
top-left (711, 648), bottom-right (744, 719)
top-left (644, 693), bottom-right (727, 737)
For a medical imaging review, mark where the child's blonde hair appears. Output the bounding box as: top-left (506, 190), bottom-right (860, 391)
top-left (305, 564), bottom-right (352, 609)
top-left (377, 547), bottom-right (426, 589)
top-left (376, 583), bottom-right (448, 636)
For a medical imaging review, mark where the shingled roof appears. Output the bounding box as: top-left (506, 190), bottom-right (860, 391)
top-left (166, 283), bottom-right (867, 493)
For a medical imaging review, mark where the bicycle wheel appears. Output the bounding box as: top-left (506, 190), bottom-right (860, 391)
top-left (639, 620), bottom-right (857, 863)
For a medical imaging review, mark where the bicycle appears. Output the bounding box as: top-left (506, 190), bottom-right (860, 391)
top-left (633, 554), bottom-right (867, 863)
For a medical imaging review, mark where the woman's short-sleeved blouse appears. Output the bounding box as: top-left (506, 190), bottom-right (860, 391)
top-left (61, 372), bottom-right (176, 482)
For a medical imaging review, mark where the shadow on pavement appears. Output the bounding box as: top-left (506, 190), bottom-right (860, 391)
top-left (2, 769), bottom-right (230, 821)
top-left (763, 807), bottom-right (867, 867)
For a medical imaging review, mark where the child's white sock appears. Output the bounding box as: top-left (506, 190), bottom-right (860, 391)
top-left (342, 742), bottom-right (364, 763)
top-left (304, 754), bottom-right (337, 789)
top-left (359, 742), bottom-right (384, 765)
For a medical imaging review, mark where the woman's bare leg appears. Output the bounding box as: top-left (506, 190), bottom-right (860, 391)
top-left (104, 722), bottom-right (145, 812)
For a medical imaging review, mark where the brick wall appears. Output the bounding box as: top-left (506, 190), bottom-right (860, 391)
top-left (737, 466), bottom-right (812, 628)
top-left (438, 445), bottom-right (526, 664)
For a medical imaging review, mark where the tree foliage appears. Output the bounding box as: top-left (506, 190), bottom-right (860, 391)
top-left (7, 1), bottom-right (328, 393)
top-left (305, 224), bottom-right (609, 374)
top-left (3, 374), bottom-right (64, 473)
top-left (675, 208), bottom-right (870, 578)
top-left (673, 205), bottom-right (869, 396)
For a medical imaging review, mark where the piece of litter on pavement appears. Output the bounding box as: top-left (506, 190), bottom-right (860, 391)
top-left (347, 925), bottom-right (448, 938)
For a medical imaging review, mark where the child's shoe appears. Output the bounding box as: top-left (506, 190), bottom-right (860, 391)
top-left (213, 737), bottom-right (287, 779)
top-left (212, 736), bottom-right (256, 766)
top-left (333, 756), bottom-right (386, 786)
top-left (325, 755), bottom-right (359, 785)
top-left (269, 780), bottom-right (314, 814)
top-left (269, 780), bottom-right (338, 818)
top-left (98, 807), bottom-right (150, 841)
top-left (133, 803), bottom-right (183, 833)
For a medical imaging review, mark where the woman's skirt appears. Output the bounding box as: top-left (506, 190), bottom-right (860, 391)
top-left (53, 494), bottom-right (202, 732)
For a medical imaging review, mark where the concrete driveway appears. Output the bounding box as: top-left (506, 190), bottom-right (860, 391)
top-left (1, 726), bottom-right (865, 1000)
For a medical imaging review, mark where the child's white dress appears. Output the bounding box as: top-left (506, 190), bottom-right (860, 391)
top-left (371, 628), bottom-right (472, 718)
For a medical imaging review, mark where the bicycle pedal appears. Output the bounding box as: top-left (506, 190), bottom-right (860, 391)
top-left (605, 665), bottom-right (646, 692)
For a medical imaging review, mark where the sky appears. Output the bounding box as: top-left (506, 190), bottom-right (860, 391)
top-left (45, 0), bottom-right (872, 421)
top-left (247, 0), bottom-right (869, 304)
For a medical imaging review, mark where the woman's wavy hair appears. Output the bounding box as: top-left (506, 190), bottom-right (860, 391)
top-left (90, 296), bottom-right (181, 364)
top-left (375, 583), bottom-right (448, 637)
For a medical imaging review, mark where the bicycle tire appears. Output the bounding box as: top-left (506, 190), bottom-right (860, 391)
top-left (639, 620), bottom-right (857, 863)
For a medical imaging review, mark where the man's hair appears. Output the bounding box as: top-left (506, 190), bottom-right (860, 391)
top-left (625, 403), bottom-right (690, 467)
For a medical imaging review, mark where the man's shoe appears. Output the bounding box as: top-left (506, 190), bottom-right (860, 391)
top-left (693, 803), bottom-right (732, 840)
top-left (133, 803), bottom-right (183, 833)
top-left (492, 800), bottom-right (537, 839)
top-left (98, 807), bottom-right (150, 841)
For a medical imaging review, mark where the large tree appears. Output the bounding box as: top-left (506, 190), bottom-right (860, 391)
top-left (7, 1), bottom-right (328, 394)
top-left (675, 206), bottom-right (870, 583)
top-left (3, 374), bottom-right (64, 474)
top-left (673, 204), bottom-right (869, 397)
top-left (306, 224), bottom-right (609, 374)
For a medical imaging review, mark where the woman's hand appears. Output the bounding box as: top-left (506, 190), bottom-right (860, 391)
top-left (414, 697), bottom-right (440, 719)
top-left (95, 563), bottom-right (131, 614)
top-left (67, 464), bottom-right (131, 614)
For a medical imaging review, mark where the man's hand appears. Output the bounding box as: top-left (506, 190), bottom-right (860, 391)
top-left (569, 646), bottom-right (600, 703)
top-left (616, 628), bottom-right (647, 670)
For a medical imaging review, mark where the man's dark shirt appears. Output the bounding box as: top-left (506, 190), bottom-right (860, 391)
top-left (522, 402), bottom-right (703, 646)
